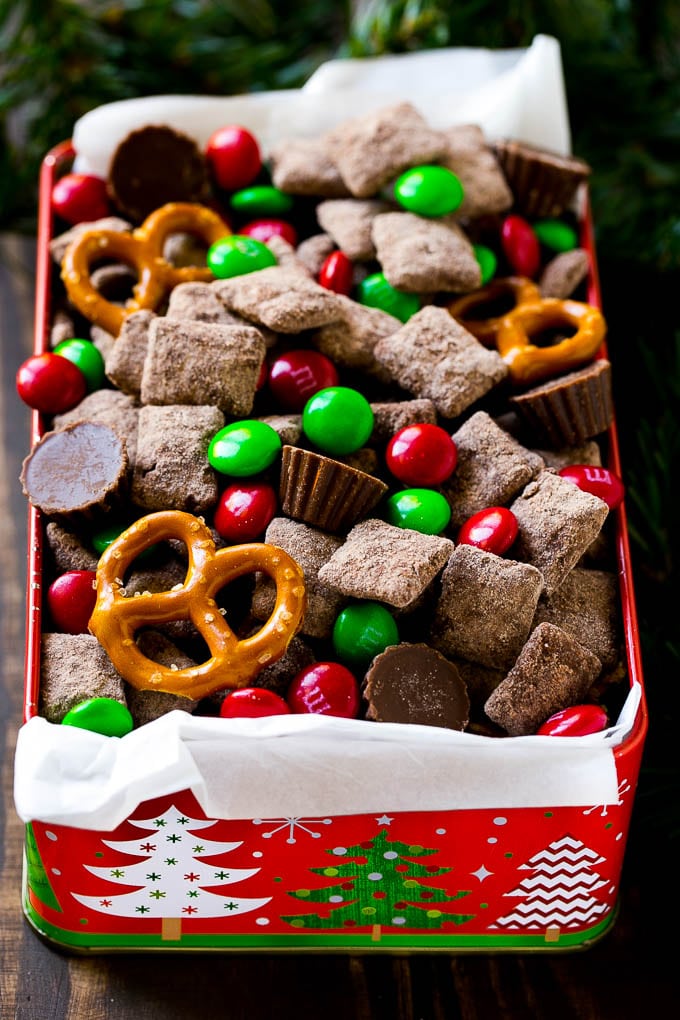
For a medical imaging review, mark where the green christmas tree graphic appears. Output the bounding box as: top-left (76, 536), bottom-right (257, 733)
top-left (282, 828), bottom-right (474, 932)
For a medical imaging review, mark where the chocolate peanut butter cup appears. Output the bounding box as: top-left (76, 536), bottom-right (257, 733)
top-left (493, 139), bottom-right (591, 219)
top-left (279, 445), bottom-right (388, 533)
top-left (364, 642), bottom-right (470, 730)
top-left (509, 358), bottom-right (614, 447)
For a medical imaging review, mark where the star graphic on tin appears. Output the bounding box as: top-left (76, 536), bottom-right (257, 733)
top-left (376, 815), bottom-right (394, 826)
top-left (471, 864), bottom-right (494, 882)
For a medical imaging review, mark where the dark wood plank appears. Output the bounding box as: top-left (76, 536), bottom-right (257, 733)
top-left (0, 232), bottom-right (676, 1019)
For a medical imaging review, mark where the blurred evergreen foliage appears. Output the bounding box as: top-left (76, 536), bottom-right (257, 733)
top-left (1, 0), bottom-right (678, 842)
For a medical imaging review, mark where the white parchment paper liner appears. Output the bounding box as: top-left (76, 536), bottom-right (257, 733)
top-left (15, 35), bottom-right (641, 832)
top-left (14, 684), bottom-right (641, 829)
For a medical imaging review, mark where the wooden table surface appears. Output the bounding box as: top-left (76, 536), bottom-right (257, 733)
top-left (0, 233), bottom-right (676, 1019)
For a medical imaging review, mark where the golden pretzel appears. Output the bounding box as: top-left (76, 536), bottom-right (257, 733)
top-left (89, 510), bottom-right (306, 700)
top-left (495, 297), bottom-right (607, 385)
top-left (447, 276), bottom-right (541, 346)
top-left (61, 202), bottom-right (231, 337)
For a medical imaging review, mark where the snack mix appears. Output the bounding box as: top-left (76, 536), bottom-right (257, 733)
top-left (18, 100), bottom-right (627, 740)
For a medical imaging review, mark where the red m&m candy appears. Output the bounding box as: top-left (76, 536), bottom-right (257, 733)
top-left (287, 662), bottom-right (360, 718)
top-left (220, 688), bottom-right (291, 718)
top-left (501, 214), bottom-right (541, 278)
top-left (386, 423), bottom-right (457, 486)
top-left (318, 250), bottom-right (354, 295)
top-left (51, 173), bottom-right (109, 225)
top-left (47, 570), bottom-right (98, 634)
top-left (558, 465), bottom-right (625, 509)
top-left (213, 483), bottom-right (277, 542)
top-left (537, 704), bottom-right (609, 736)
top-left (269, 349), bottom-right (339, 412)
top-left (457, 507), bottom-right (518, 555)
top-left (240, 218), bottom-right (297, 246)
top-left (16, 352), bottom-right (86, 414)
top-left (205, 125), bottom-right (262, 192)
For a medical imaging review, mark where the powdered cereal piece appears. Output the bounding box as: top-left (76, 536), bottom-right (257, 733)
top-left (211, 267), bottom-right (343, 333)
top-left (269, 136), bottom-right (351, 197)
top-left (257, 414), bottom-right (302, 446)
top-left (251, 518), bottom-right (345, 639)
top-left (540, 248), bottom-right (590, 298)
top-left (89, 325), bottom-right (116, 360)
top-left (532, 567), bottom-right (621, 669)
top-left (430, 544), bottom-right (544, 670)
top-left (140, 318), bottom-right (265, 414)
top-left (45, 521), bottom-right (99, 572)
top-left (316, 199), bottom-right (391, 261)
top-left (131, 404), bottom-right (224, 514)
top-left (369, 399), bottom-right (437, 444)
top-left (484, 622), bottom-right (602, 735)
top-left (318, 518), bottom-right (453, 610)
top-left (49, 216), bottom-right (132, 265)
top-left (166, 281), bottom-right (247, 324)
top-left (162, 231), bottom-right (209, 268)
top-left (509, 470), bottom-right (609, 595)
top-left (364, 643), bottom-right (470, 731)
top-left (50, 308), bottom-right (78, 347)
top-left (440, 124), bottom-right (513, 221)
top-left (90, 262), bottom-right (137, 302)
top-left (251, 634), bottom-right (316, 696)
top-left (53, 388), bottom-right (140, 466)
top-left (312, 293), bottom-right (401, 377)
top-left (374, 306), bottom-right (508, 419)
top-left (40, 632), bottom-right (127, 723)
top-left (295, 233), bottom-right (337, 276)
top-left (533, 441), bottom-right (602, 470)
top-left (372, 212), bottom-right (481, 293)
top-left (264, 234), bottom-right (313, 276)
top-left (443, 411), bottom-right (544, 527)
top-left (125, 632), bottom-right (199, 725)
top-left (104, 309), bottom-right (155, 398)
top-left (324, 102), bottom-right (447, 198)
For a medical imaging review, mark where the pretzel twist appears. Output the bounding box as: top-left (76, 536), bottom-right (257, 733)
top-left (61, 202), bottom-right (231, 337)
top-left (495, 297), bottom-right (607, 385)
top-left (448, 276), bottom-right (541, 346)
top-left (89, 511), bottom-right (306, 700)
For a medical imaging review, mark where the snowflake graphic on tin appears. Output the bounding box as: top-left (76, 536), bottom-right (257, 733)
top-left (252, 817), bottom-right (333, 843)
top-left (583, 776), bottom-right (631, 818)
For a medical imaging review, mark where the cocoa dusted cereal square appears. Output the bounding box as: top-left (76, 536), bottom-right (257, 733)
top-left (324, 101), bottom-right (448, 198)
top-left (509, 470), bottom-right (609, 595)
top-left (104, 309), bottom-right (155, 398)
top-left (430, 544), bottom-right (544, 670)
top-left (40, 633), bottom-right (127, 723)
top-left (531, 567), bottom-right (622, 670)
top-left (318, 518), bottom-right (454, 609)
top-left (251, 517), bottom-right (346, 640)
top-left (131, 404), bottom-right (225, 514)
top-left (269, 136), bottom-right (351, 198)
top-left (484, 622), bottom-right (602, 736)
top-left (372, 212), bottom-right (482, 293)
top-left (440, 124), bottom-right (513, 221)
top-left (316, 199), bottom-right (391, 261)
top-left (374, 307), bottom-right (508, 419)
top-left (211, 266), bottom-right (344, 333)
top-left (312, 294), bottom-right (401, 376)
top-left (140, 318), bottom-right (266, 414)
top-left (443, 410), bottom-right (544, 528)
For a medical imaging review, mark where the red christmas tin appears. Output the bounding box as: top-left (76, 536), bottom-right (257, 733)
top-left (16, 92), bottom-right (647, 953)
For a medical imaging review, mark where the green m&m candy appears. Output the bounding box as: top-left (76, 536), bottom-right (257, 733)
top-left (385, 488), bottom-right (451, 535)
top-left (61, 697), bottom-right (134, 737)
top-left (54, 337), bottom-right (105, 391)
top-left (207, 235), bottom-right (277, 279)
top-left (91, 522), bottom-right (158, 561)
top-left (229, 185), bottom-right (293, 217)
top-left (394, 165), bottom-right (464, 217)
top-left (208, 420), bottom-right (282, 476)
top-left (473, 244), bottom-right (497, 285)
top-left (533, 218), bottom-right (578, 253)
top-left (357, 272), bottom-right (420, 323)
top-left (332, 601), bottom-right (399, 669)
top-left (302, 386), bottom-right (374, 456)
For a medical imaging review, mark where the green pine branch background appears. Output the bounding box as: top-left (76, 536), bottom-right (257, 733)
top-left (1, 0), bottom-right (678, 848)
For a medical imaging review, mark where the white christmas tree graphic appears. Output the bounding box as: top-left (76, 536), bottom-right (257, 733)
top-left (490, 833), bottom-right (610, 942)
top-left (73, 806), bottom-right (271, 940)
